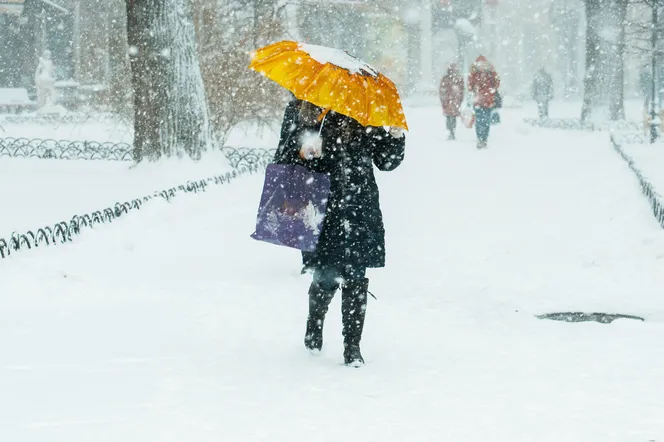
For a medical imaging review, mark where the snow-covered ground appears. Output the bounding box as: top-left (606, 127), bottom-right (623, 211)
top-left (0, 117), bottom-right (133, 144)
top-left (489, 97), bottom-right (646, 122)
top-left (0, 113), bottom-right (281, 148)
top-left (618, 141), bottom-right (664, 202)
top-left (543, 98), bottom-right (647, 121)
top-left (0, 116), bottom-right (279, 237)
top-left (1, 104), bottom-right (664, 441)
top-left (0, 154), bottom-right (234, 237)
top-left (0, 116), bottom-right (280, 238)
top-left (0, 132), bottom-right (277, 239)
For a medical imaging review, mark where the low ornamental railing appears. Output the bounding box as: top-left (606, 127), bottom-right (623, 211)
top-left (608, 131), bottom-right (664, 145)
top-left (0, 137), bottom-right (276, 168)
top-left (0, 137), bottom-right (132, 160)
top-left (610, 134), bottom-right (664, 230)
top-left (0, 159), bottom-right (271, 260)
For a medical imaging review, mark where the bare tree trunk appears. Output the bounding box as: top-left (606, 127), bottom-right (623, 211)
top-left (126, 0), bottom-right (213, 162)
top-left (581, 0), bottom-right (601, 122)
top-left (609, 0), bottom-right (627, 120)
top-left (109, 0), bottom-right (131, 117)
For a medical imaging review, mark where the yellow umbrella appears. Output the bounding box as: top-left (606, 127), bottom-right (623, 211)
top-left (249, 40), bottom-right (408, 131)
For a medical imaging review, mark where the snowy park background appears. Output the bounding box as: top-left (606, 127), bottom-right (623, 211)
top-left (3, 0), bottom-right (664, 441)
top-left (2, 99), bottom-right (664, 441)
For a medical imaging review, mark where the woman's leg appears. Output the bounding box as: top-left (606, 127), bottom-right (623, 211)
top-left (475, 107), bottom-right (491, 145)
top-left (446, 115), bottom-right (456, 139)
top-left (341, 266), bottom-right (369, 366)
top-left (304, 266), bottom-right (341, 351)
top-left (313, 266), bottom-right (343, 292)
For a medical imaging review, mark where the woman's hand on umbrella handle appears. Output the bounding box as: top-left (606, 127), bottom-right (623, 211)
top-left (388, 126), bottom-right (405, 138)
top-left (299, 137), bottom-right (323, 160)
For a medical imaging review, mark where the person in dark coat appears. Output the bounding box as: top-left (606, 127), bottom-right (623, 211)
top-left (532, 68), bottom-right (553, 119)
top-left (274, 97), bottom-right (301, 162)
top-left (439, 63), bottom-right (464, 140)
top-left (274, 98), bottom-right (406, 367)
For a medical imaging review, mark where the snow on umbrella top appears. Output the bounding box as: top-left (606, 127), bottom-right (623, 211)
top-left (298, 43), bottom-right (379, 78)
top-left (248, 40), bottom-right (408, 131)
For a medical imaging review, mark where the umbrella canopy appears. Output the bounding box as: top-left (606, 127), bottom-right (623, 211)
top-left (249, 40), bottom-right (408, 131)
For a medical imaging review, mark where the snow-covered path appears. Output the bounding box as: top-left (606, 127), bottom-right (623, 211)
top-left (390, 108), bottom-right (664, 317)
top-left (2, 107), bottom-right (664, 441)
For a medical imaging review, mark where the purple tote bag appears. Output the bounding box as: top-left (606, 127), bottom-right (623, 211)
top-left (251, 164), bottom-right (331, 252)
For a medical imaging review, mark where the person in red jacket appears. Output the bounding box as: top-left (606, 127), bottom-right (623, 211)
top-left (439, 63), bottom-right (465, 140)
top-left (468, 55), bottom-right (500, 149)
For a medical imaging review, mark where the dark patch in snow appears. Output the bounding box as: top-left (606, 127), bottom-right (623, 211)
top-left (537, 312), bottom-right (645, 324)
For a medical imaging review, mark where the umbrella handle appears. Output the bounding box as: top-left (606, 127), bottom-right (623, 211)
top-left (317, 108), bottom-right (331, 135)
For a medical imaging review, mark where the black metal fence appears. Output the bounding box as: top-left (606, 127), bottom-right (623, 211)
top-left (0, 137), bottom-right (133, 160)
top-left (0, 161), bottom-right (268, 260)
top-left (610, 135), bottom-right (664, 229)
top-left (523, 116), bottom-right (664, 228)
top-left (608, 131), bottom-right (664, 145)
top-left (223, 147), bottom-right (275, 169)
top-left (0, 137), bottom-right (275, 169)
top-left (524, 118), bottom-right (642, 132)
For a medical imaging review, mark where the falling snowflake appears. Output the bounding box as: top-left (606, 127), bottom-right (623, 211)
top-left (264, 210), bottom-right (280, 235)
top-left (300, 201), bottom-right (324, 235)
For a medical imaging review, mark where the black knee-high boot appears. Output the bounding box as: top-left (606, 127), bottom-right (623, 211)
top-left (341, 278), bottom-right (369, 367)
top-left (304, 282), bottom-right (337, 351)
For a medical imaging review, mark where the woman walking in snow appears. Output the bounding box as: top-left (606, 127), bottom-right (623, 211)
top-left (468, 56), bottom-right (500, 149)
top-left (439, 63), bottom-right (465, 140)
top-left (274, 99), bottom-right (406, 367)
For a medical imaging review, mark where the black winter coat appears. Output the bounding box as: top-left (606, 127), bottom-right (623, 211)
top-left (274, 101), bottom-right (405, 270)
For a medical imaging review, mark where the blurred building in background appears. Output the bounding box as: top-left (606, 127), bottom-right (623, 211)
top-left (0, 0), bottom-right (603, 106)
top-left (426, 0), bottom-right (584, 100)
top-left (0, 0), bottom-right (75, 90)
top-left (292, 0), bottom-right (586, 100)
top-left (0, 0), bottom-right (127, 107)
